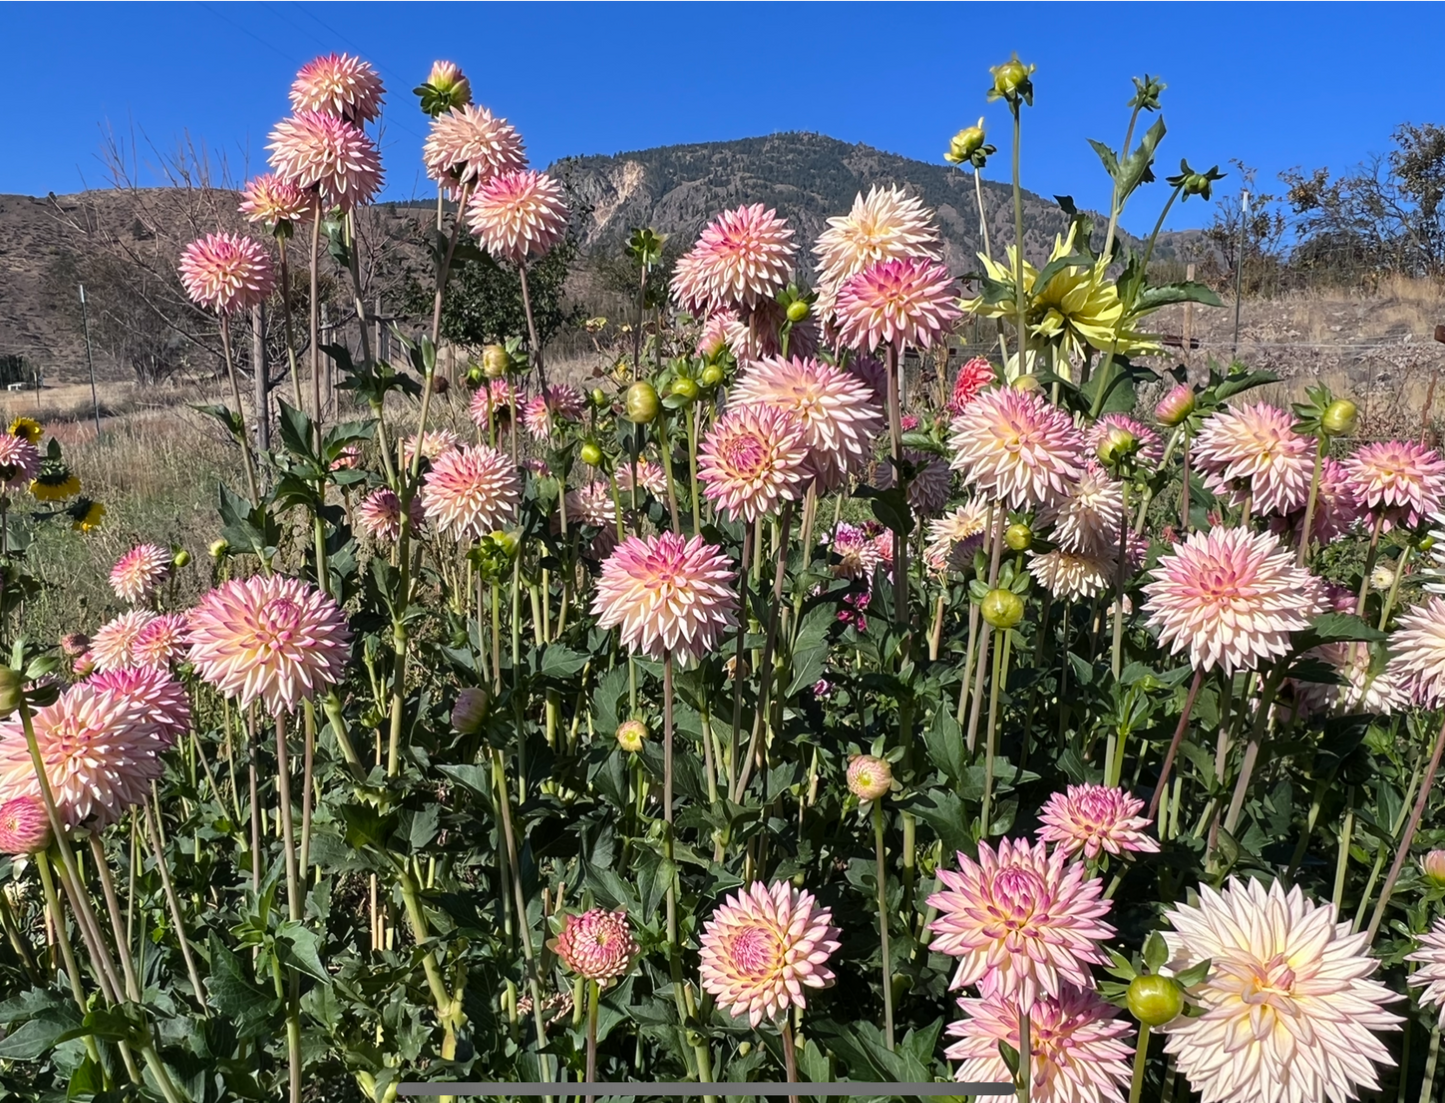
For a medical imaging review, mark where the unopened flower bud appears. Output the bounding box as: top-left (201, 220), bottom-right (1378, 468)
top-left (1127, 974), bottom-right (1185, 1027)
top-left (0, 795), bottom-right (52, 856)
top-left (489, 530), bottom-right (519, 560)
top-left (669, 377), bottom-right (700, 405)
top-left (1154, 384), bottom-right (1196, 427)
top-left (700, 363), bottom-right (726, 388)
top-left (482, 344), bottom-right (510, 378)
top-left (616, 719), bottom-right (648, 753)
top-left (172, 549), bottom-right (192, 570)
top-left (0, 669), bottom-right (23, 719)
top-left (990, 55), bottom-right (1034, 100)
top-left (426, 61), bottom-right (471, 108)
top-left (1011, 374), bottom-right (1042, 392)
top-left (59, 633), bottom-right (89, 658)
top-left (580, 440), bottom-right (604, 468)
top-left (1005, 522), bottom-right (1033, 552)
top-left (945, 121), bottom-right (987, 165)
top-left (1322, 399), bottom-right (1358, 438)
top-left (467, 364), bottom-right (486, 388)
top-left (980, 589), bottom-right (1024, 629)
top-left (846, 755), bottom-right (892, 801)
top-left (209, 538), bottom-right (229, 560)
top-left (625, 381), bottom-right (660, 424)
top-left (451, 688), bottom-right (490, 735)
top-left (1422, 850), bottom-right (1445, 887)
top-left (1097, 426), bottom-right (1139, 467)
top-left (785, 300), bottom-right (810, 324)
top-left (590, 388), bottom-right (609, 409)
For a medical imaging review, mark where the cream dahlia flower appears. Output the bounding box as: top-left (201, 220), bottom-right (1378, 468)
top-left (421, 444), bottom-right (521, 540)
top-left (592, 533), bottom-right (736, 666)
top-left (949, 387), bottom-right (1085, 510)
top-left (670, 204), bottom-right (795, 314)
top-left (1036, 784), bottom-right (1160, 860)
top-left (698, 404), bottom-right (809, 523)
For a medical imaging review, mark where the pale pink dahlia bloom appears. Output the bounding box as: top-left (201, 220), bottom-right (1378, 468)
top-left (946, 356), bottom-right (996, 416)
top-left (1087, 413), bottom-right (1164, 467)
top-left (698, 881), bottom-right (840, 1028)
top-left (555, 481), bottom-right (620, 560)
top-left (1407, 915), bottom-right (1445, 1011)
top-left (925, 500), bottom-right (990, 575)
top-left (422, 104), bottom-right (526, 195)
top-left (549, 909), bottom-right (639, 984)
top-left (358, 487), bottom-right (422, 542)
top-left (696, 308), bottom-right (748, 361)
top-left (833, 257), bottom-right (960, 352)
top-left (1143, 527), bottom-right (1323, 676)
top-left (109, 543), bottom-right (170, 604)
top-left (944, 983), bottom-right (1133, 1101)
top-left (90, 609), bottom-right (157, 672)
top-left (402, 429), bottom-right (462, 468)
top-left (670, 204), bottom-right (796, 314)
top-left (178, 234), bottom-right (275, 316)
top-left (949, 387), bottom-right (1085, 511)
top-left (0, 681), bottom-right (171, 828)
top-left (698, 405), bottom-right (809, 523)
top-left (1038, 461), bottom-right (1124, 555)
top-left (1274, 455), bottom-right (1360, 545)
top-left (1192, 402), bottom-right (1312, 517)
top-left (469, 379), bottom-right (522, 431)
top-left (846, 754), bottom-right (892, 800)
top-left (813, 186), bottom-right (942, 320)
top-left (130, 614), bottom-right (189, 669)
top-left (289, 53), bottom-right (384, 124)
top-left (873, 449), bottom-right (952, 518)
top-left (0, 795), bottom-right (52, 855)
top-left (927, 837), bottom-right (1114, 1009)
top-left (1028, 549), bottom-right (1116, 602)
top-left (1293, 641), bottom-right (1403, 715)
top-left (267, 111), bottom-right (383, 212)
top-left (520, 384), bottom-right (585, 439)
top-left (1036, 784), bottom-right (1160, 860)
top-left (592, 533), bottom-right (736, 665)
top-left (729, 355), bottom-right (883, 492)
top-left (467, 170), bottom-right (569, 264)
top-left (187, 575), bottom-right (350, 714)
top-left (422, 444), bottom-right (521, 541)
top-left (87, 665), bottom-right (191, 744)
top-left (1383, 594), bottom-right (1445, 707)
top-left (1345, 439), bottom-right (1445, 532)
top-left (0, 435), bottom-right (41, 492)
top-left (239, 173), bottom-right (310, 228)
top-left (616, 460), bottom-right (667, 497)
top-left (1160, 878), bottom-right (1399, 1103)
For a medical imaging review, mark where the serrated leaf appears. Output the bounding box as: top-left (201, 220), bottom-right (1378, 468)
top-left (276, 922), bottom-right (331, 984)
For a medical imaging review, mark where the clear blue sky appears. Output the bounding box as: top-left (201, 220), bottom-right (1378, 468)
top-left (3, 2), bottom-right (1441, 232)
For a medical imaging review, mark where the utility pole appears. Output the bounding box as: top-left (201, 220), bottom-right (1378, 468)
top-left (1231, 191), bottom-right (1249, 358)
top-left (77, 284), bottom-right (101, 437)
top-left (1425, 323), bottom-right (1445, 445)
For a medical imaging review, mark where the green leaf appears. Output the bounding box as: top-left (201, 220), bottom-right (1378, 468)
top-left (1134, 281), bottom-right (1224, 313)
top-left (277, 401), bottom-right (316, 463)
top-left (854, 484), bottom-right (914, 538)
top-left (1295, 613), bottom-right (1387, 649)
top-left (1117, 116), bottom-right (1167, 201)
top-left (276, 921), bottom-right (331, 984)
top-left (207, 933), bottom-right (277, 1038)
top-left (1143, 931), bottom-right (1169, 972)
top-left (538, 644), bottom-right (588, 680)
top-left (191, 402), bottom-right (244, 441)
top-left (924, 708), bottom-right (967, 784)
top-left (1088, 139), bottom-right (1120, 181)
top-left (1175, 957), bottom-right (1212, 988)
top-left (0, 1013), bottom-right (79, 1060)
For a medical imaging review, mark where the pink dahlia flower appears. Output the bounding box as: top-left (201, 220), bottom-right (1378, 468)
top-left (0, 435), bottom-right (41, 492)
top-left (1293, 641), bottom-right (1404, 716)
top-left (697, 308), bottom-right (748, 362)
top-left (60, 633), bottom-right (90, 658)
top-left (1161, 878), bottom-right (1399, 1103)
top-left (1345, 439), bottom-right (1445, 532)
top-left (87, 665), bottom-right (191, 744)
top-left (549, 909), bottom-right (639, 984)
top-left (421, 444), bottom-right (520, 541)
top-left (357, 487), bottom-right (422, 542)
top-left (1272, 455), bottom-right (1360, 546)
top-left (729, 355), bottom-right (883, 492)
top-left (1038, 461), bottom-right (1124, 556)
top-left (109, 543), bottom-right (171, 604)
top-left (1192, 402), bottom-right (1312, 518)
top-left (267, 111), bottom-right (383, 212)
top-left (946, 356), bottom-right (996, 416)
top-left (467, 170), bottom-right (569, 264)
top-left (949, 387), bottom-right (1085, 511)
top-left (469, 378), bottom-right (522, 431)
top-left (616, 460), bottom-right (667, 498)
top-left (520, 385), bottom-right (585, 439)
top-left (178, 234), bottom-right (275, 316)
top-left (924, 500), bottom-right (990, 575)
top-left (698, 881), bottom-right (840, 1028)
top-left (90, 609), bottom-right (157, 672)
top-left (1087, 413), bottom-right (1163, 467)
top-left (1142, 527), bottom-right (1323, 676)
top-left (1408, 915), bottom-right (1445, 1011)
top-left (926, 837), bottom-right (1114, 1009)
top-left (239, 173), bottom-right (310, 228)
top-left (698, 405), bottom-right (809, 523)
top-left (555, 480), bottom-right (620, 560)
top-left (827, 521), bottom-right (886, 583)
top-left (944, 983), bottom-right (1133, 1100)
top-left (130, 614), bottom-right (189, 669)
top-left (833, 257), bottom-right (960, 352)
top-left (422, 104), bottom-right (525, 195)
top-left (846, 754), bottom-right (892, 801)
top-left (592, 533), bottom-right (736, 666)
top-left (0, 681), bottom-right (171, 828)
top-left (1383, 594), bottom-right (1445, 707)
top-left (813, 185), bottom-right (943, 321)
top-left (289, 52), bottom-right (384, 124)
top-left (0, 794), bottom-right (52, 855)
top-left (1028, 548), bottom-right (1117, 602)
top-left (187, 575), bottom-right (351, 714)
top-left (670, 204), bottom-right (796, 314)
top-left (1036, 784), bottom-right (1160, 860)
top-left (402, 429), bottom-right (462, 468)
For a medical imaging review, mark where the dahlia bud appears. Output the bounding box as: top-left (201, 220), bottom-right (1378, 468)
top-left (467, 364), bottom-right (486, 388)
top-left (1154, 384), bottom-right (1195, 427)
top-left (209, 538), bottom-right (229, 560)
top-left (1422, 850), bottom-right (1445, 887)
top-left (580, 440), bottom-right (604, 468)
top-left (1322, 399), bottom-right (1358, 438)
top-left (1097, 426), bottom-right (1139, 467)
top-left (548, 908), bottom-right (639, 984)
top-left (1127, 974), bottom-right (1185, 1027)
top-left (945, 120), bottom-right (987, 165)
top-left (846, 755), bottom-right (892, 801)
top-left (1011, 374), bottom-right (1042, 392)
top-left (590, 388), bottom-right (609, 409)
top-left (625, 381), bottom-right (661, 424)
top-left (616, 719), bottom-right (648, 753)
top-left (451, 688), bottom-right (490, 735)
top-left (0, 795), bottom-right (52, 856)
top-left (72, 654), bottom-right (95, 678)
top-left (990, 54), bottom-right (1035, 102)
top-left (700, 363), bottom-right (726, 388)
top-left (482, 344), bottom-right (511, 378)
top-left (785, 300), bottom-right (810, 324)
top-left (1005, 522), bottom-right (1033, 552)
top-left (0, 668), bottom-right (23, 719)
top-left (59, 633), bottom-right (90, 658)
top-left (669, 377), bottom-right (700, 405)
top-left (980, 589), bottom-right (1024, 629)
top-left (426, 61), bottom-right (471, 108)
top-left (724, 655), bottom-right (749, 681)
top-left (433, 376), bottom-right (451, 396)
top-left (488, 530), bottom-right (520, 560)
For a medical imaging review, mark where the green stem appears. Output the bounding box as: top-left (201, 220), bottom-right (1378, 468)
top-left (1367, 715), bottom-right (1445, 941)
top-left (1379, 545), bottom-right (1414, 630)
top-left (1297, 436), bottom-right (1326, 567)
top-left (981, 629), bottom-right (1011, 836)
top-left (872, 801), bottom-right (894, 1051)
top-left (1126, 1024), bottom-right (1150, 1103)
top-left (1011, 104), bottom-right (1027, 372)
top-left (1103, 104), bottom-right (1144, 262)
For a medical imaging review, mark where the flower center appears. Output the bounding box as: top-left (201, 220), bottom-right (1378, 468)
top-left (721, 435), bottom-right (767, 479)
top-left (990, 868), bottom-right (1048, 927)
top-left (255, 599), bottom-right (304, 650)
top-left (728, 922), bottom-right (784, 978)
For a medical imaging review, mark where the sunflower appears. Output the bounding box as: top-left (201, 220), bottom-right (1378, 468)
top-left (8, 418), bottom-right (42, 445)
top-left (31, 461), bottom-right (80, 502)
top-left (69, 499), bottom-right (105, 533)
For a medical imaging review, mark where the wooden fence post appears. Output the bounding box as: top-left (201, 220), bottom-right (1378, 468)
top-left (252, 302), bottom-right (268, 451)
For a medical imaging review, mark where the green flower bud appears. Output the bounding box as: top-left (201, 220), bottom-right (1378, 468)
top-left (579, 440), bottom-right (604, 468)
top-left (0, 668), bottom-right (22, 719)
top-left (625, 381), bottom-right (661, 424)
top-left (1097, 426), bottom-right (1139, 467)
top-left (1422, 849), bottom-right (1445, 888)
top-left (785, 300), bottom-right (810, 324)
top-left (172, 549), bottom-right (192, 570)
top-left (489, 530), bottom-right (519, 559)
top-left (1011, 374), bottom-right (1042, 393)
top-left (945, 122), bottom-right (987, 165)
top-left (208, 538), bottom-right (229, 560)
top-left (481, 344), bottom-right (510, 378)
top-left (669, 377), bottom-right (700, 405)
top-left (590, 388), bottom-right (609, 409)
top-left (466, 364), bottom-right (485, 388)
top-left (1127, 974), bottom-right (1185, 1027)
top-left (1005, 523), bottom-right (1033, 552)
top-left (1322, 399), bottom-right (1358, 438)
top-left (980, 588), bottom-right (1024, 629)
top-left (450, 688), bottom-right (489, 735)
top-left (700, 363), bottom-right (726, 388)
top-left (990, 54), bottom-right (1035, 101)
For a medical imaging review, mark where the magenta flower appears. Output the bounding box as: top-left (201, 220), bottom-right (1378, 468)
top-left (670, 204), bottom-right (796, 314)
top-left (833, 257), bottom-right (960, 352)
